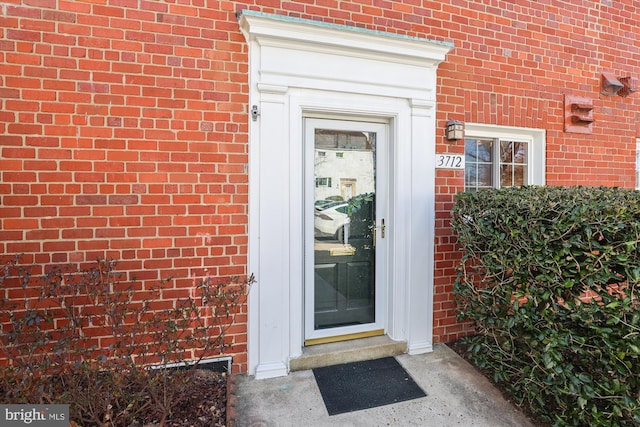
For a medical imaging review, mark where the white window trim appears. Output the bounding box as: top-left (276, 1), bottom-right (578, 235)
top-left (464, 123), bottom-right (546, 188)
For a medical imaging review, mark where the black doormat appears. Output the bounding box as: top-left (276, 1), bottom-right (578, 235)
top-left (312, 357), bottom-right (426, 415)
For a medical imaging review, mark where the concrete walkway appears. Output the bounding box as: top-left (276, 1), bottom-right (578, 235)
top-left (234, 344), bottom-right (535, 427)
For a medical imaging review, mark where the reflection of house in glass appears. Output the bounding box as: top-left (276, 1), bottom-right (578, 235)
top-left (314, 129), bottom-right (376, 202)
top-left (465, 138), bottom-right (528, 190)
top-left (465, 138), bottom-right (494, 190)
top-left (499, 141), bottom-right (528, 187)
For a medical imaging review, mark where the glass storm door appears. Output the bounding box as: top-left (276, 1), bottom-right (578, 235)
top-left (304, 118), bottom-right (387, 343)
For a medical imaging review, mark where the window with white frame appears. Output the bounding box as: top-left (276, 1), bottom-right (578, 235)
top-left (464, 124), bottom-right (545, 191)
top-left (315, 177), bottom-right (332, 188)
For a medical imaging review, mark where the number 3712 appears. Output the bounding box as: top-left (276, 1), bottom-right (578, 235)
top-left (436, 154), bottom-right (465, 169)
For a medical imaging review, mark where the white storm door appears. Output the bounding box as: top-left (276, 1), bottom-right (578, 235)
top-left (304, 118), bottom-right (388, 343)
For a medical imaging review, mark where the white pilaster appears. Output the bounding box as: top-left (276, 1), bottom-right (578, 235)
top-left (407, 99), bottom-right (437, 355)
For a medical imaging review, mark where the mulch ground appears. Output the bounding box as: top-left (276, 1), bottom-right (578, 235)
top-left (137, 370), bottom-right (229, 427)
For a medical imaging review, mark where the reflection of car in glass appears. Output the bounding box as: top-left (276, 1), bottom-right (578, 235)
top-left (315, 200), bottom-right (345, 210)
top-left (314, 202), bottom-right (349, 241)
top-left (315, 197), bottom-right (344, 208)
top-left (315, 199), bottom-right (338, 209)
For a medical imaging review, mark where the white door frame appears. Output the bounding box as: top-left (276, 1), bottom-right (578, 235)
top-left (240, 11), bottom-right (453, 379)
top-left (304, 117), bottom-right (388, 342)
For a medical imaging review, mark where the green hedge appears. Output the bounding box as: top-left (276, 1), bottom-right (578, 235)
top-left (452, 186), bottom-right (640, 426)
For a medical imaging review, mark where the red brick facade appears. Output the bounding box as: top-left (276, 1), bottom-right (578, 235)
top-left (2, 0), bottom-right (639, 373)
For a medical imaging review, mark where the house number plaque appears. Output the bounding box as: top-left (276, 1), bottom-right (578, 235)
top-left (436, 154), bottom-right (465, 169)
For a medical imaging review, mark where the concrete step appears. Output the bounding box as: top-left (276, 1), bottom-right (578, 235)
top-left (289, 335), bottom-right (407, 372)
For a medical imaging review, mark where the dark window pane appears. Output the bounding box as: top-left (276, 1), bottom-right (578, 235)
top-left (514, 142), bottom-right (527, 164)
top-left (500, 164), bottom-right (513, 187)
top-left (513, 165), bottom-right (527, 186)
top-left (465, 138), bottom-right (494, 190)
top-left (478, 140), bottom-right (493, 162)
top-left (500, 141), bottom-right (513, 163)
top-left (465, 164), bottom-right (476, 187)
top-left (478, 164), bottom-right (493, 187)
top-left (464, 139), bottom-right (478, 161)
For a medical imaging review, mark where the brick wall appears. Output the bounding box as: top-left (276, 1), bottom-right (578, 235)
top-left (2, 0), bottom-right (639, 370)
top-left (432, 0), bottom-right (640, 342)
top-left (0, 0), bottom-right (251, 371)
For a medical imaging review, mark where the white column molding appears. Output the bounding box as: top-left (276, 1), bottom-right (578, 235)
top-left (253, 88), bottom-right (290, 379)
top-left (257, 83), bottom-right (288, 95)
top-left (407, 98), bottom-right (437, 355)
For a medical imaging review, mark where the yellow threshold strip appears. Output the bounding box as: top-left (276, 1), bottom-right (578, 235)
top-left (304, 329), bottom-right (384, 346)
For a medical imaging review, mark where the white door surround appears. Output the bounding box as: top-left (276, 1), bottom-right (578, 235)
top-left (239, 11), bottom-right (453, 379)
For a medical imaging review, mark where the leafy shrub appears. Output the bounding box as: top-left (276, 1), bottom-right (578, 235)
top-left (0, 256), bottom-right (253, 426)
top-left (347, 192), bottom-right (374, 238)
top-left (452, 186), bottom-right (640, 426)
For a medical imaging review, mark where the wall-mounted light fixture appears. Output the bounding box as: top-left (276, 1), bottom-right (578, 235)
top-left (601, 71), bottom-right (624, 96)
top-left (445, 119), bottom-right (464, 141)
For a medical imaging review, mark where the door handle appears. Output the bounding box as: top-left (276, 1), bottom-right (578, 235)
top-left (371, 218), bottom-right (385, 247)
